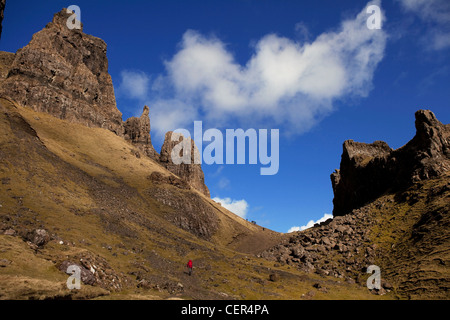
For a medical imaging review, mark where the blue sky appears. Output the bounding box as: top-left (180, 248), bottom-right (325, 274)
top-left (2, 0), bottom-right (450, 232)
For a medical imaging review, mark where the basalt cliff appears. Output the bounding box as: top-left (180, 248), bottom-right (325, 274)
top-left (262, 110), bottom-right (449, 299)
top-left (331, 110), bottom-right (450, 217)
top-left (0, 9), bottom-right (123, 134)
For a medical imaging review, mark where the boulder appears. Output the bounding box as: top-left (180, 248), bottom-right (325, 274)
top-left (269, 273), bottom-right (280, 282)
top-left (59, 260), bottom-right (96, 286)
top-left (3, 228), bottom-right (15, 236)
top-left (25, 229), bottom-right (50, 247)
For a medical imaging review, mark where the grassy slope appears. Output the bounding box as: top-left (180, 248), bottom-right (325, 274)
top-left (367, 175), bottom-right (450, 299)
top-left (0, 98), bottom-right (381, 300)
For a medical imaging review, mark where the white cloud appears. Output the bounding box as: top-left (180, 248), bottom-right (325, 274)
top-left (120, 1), bottom-right (386, 137)
top-left (119, 70), bottom-right (150, 100)
top-left (217, 177), bottom-right (230, 189)
top-left (147, 99), bottom-right (198, 139)
top-left (288, 213), bottom-right (333, 233)
top-left (397, 0), bottom-right (450, 50)
top-left (161, 0), bottom-right (385, 130)
top-left (212, 197), bottom-right (249, 219)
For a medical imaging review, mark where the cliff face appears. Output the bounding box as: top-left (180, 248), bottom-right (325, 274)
top-left (0, 8), bottom-right (209, 196)
top-left (0, 9), bottom-right (123, 135)
top-left (331, 110), bottom-right (450, 216)
top-left (160, 131), bottom-right (210, 197)
top-left (261, 109), bottom-right (450, 299)
top-left (0, 0), bottom-right (5, 39)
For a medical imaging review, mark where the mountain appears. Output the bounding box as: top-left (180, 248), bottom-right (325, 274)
top-left (331, 110), bottom-right (450, 217)
top-left (0, 8), bottom-right (383, 300)
top-left (0, 9), bottom-right (123, 135)
top-left (0, 7), bottom-right (448, 300)
top-left (262, 110), bottom-right (450, 299)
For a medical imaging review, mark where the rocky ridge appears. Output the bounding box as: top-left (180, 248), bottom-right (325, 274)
top-left (0, 8), bottom-right (210, 198)
top-left (331, 110), bottom-right (450, 216)
top-left (0, 9), bottom-right (123, 135)
top-left (262, 110), bottom-right (450, 298)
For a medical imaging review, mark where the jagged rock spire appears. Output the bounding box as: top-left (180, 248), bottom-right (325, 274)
top-left (160, 131), bottom-right (210, 197)
top-left (123, 105), bottom-right (159, 160)
top-left (331, 110), bottom-right (449, 216)
top-left (0, 9), bottom-right (123, 135)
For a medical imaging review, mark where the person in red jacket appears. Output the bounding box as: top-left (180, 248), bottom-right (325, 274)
top-left (187, 259), bottom-right (193, 276)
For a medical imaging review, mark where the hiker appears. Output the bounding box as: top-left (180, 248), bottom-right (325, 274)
top-left (187, 259), bottom-right (193, 276)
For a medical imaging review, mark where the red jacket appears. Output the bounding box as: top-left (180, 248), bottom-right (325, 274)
top-left (187, 260), bottom-right (193, 268)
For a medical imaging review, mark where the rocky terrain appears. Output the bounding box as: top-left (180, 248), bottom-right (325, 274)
top-left (0, 8), bottom-right (210, 200)
top-left (0, 6), bottom-right (448, 300)
top-left (263, 110), bottom-right (450, 299)
top-left (1, 9), bottom-right (357, 300)
top-left (331, 110), bottom-right (450, 216)
top-left (0, 9), bottom-right (123, 135)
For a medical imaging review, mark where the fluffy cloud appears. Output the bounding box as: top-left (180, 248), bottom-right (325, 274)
top-left (288, 213), bottom-right (333, 233)
top-left (397, 0), bottom-right (450, 50)
top-left (212, 197), bottom-right (249, 219)
top-left (120, 1), bottom-right (386, 137)
top-left (118, 70), bottom-right (150, 100)
top-left (148, 99), bottom-right (198, 138)
top-left (157, 0), bottom-right (385, 133)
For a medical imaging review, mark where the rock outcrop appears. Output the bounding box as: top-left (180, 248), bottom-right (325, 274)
top-left (331, 110), bottom-right (450, 216)
top-left (0, 9), bottom-right (123, 135)
top-left (0, 51), bottom-right (14, 80)
top-left (160, 131), bottom-right (210, 197)
top-left (0, 0), bottom-right (5, 39)
top-left (261, 207), bottom-right (376, 278)
top-left (0, 8), bottom-right (210, 198)
top-left (123, 105), bottom-right (159, 160)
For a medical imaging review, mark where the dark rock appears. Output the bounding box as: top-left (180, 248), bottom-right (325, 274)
top-left (159, 131), bottom-right (210, 197)
top-left (59, 260), bottom-right (96, 286)
top-left (269, 273), bottom-right (280, 282)
top-left (26, 229), bottom-right (50, 247)
top-left (312, 282), bottom-right (322, 289)
top-left (381, 279), bottom-right (393, 290)
top-left (291, 245), bottom-right (305, 258)
top-left (0, 9), bottom-right (123, 135)
top-left (137, 279), bottom-right (152, 289)
top-left (331, 110), bottom-right (450, 216)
